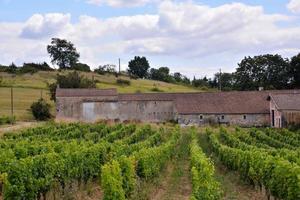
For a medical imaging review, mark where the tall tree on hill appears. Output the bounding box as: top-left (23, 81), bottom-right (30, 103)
top-left (290, 53), bottom-right (300, 88)
top-left (47, 38), bottom-right (80, 69)
top-left (128, 56), bottom-right (150, 78)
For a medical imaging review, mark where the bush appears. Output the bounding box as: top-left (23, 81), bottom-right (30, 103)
top-left (30, 99), bottom-right (51, 120)
top-left (72, 63), bottom-right (91, 72)
top-left (0, 116), bottom-right (16, 125)
top-left (150, 87), bottom-right (163, 92)
top-left (116, 79), bottom-right (131, 86)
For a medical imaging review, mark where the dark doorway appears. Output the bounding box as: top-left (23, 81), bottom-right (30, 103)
top-left (271, 110), bottom-right (275, 127)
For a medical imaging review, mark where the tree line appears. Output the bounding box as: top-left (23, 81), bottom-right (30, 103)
top-left (1, 38), bottom-right (299, 91)
top-left (127, 54), bottom-right (300, 91)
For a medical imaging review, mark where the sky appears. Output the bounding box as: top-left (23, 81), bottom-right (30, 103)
top-left (0, 0), bottom-right (300, 78)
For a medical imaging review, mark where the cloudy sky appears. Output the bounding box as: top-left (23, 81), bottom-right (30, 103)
top-left (0, 0), bottom-right (300, 78)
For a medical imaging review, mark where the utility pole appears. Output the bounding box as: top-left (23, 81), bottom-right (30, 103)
top-left (219, 68), bottom-right (222, 91)
top-left (11, 87), bottom-right (14, 123)
top-left (118, 58), bottom-right (121, 74)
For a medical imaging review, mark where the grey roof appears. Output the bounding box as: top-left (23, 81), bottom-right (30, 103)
top-left (270, 93), bottom-right (300, 111)
top-left (56, 88), bottom-right (117, 97)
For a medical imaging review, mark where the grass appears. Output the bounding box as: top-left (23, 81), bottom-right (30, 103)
top-left (0, 71), bottom-right (206, 121)
top-left (0, 87), bottom-right (54, 121)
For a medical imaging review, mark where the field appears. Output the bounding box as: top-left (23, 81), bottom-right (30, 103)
top-left (0, 71), bottom-right (203, 121)
top-left (0, 123), bottom-right (299, 200)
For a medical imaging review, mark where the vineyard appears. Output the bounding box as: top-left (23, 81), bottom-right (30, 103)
top-left (0, 123), bottom-right (299, 200)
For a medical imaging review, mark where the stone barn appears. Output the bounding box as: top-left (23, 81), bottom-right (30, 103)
top-left (56, 88), bottom-right (300, 127)
top-left (269, 93), bottom-right (300, 128)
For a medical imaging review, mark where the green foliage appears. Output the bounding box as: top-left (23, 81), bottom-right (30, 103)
top-left (290, 53), bottom-right (300, 88)
top-left (128, 56), bottom-right (150, 78)
top-left (47, 38), bottom-right (80, 69)
top-left (94, 64), bottom-right (117, 75)
top-left (135, 127), bottom-right (180, 179)
top-left (101, 160), bottom-right (126, 200)
top-left (72, 62), bottom-right (91, 72)
top-left (0, 116), bottom-right (15, 125)
top-left (49, 71), bottom-right (96, 101)
top-left (30, 98), bottom-right (51, 121)
top-left (0, 123), bottom-right (172, 199)
top-left (190, 129), bottom-right (222, 200)
top-left (150, 86), bottom-right (163, 92)
top-left (207, 128), bottom-right (300, 200)
top-left (116, 78), bottom-right (131, 86)
top-left (118, 156), bottom-right (136, 197)
top-left (235, 54), bottom-right (290, 90)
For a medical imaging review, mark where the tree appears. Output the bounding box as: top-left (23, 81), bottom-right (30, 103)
top-left (128, 56), bottom-right (150, 78)
top-left (234, 54), bottom-right (290, 90)
top-left (47, 38), bottom-right (80, 69)
top-left (290, 53), bottom-right (300, 88)
top-left (49, 71), bottom-right (96, 101)
top-left (7, 63), bottom-right (17, 73)
top-left (94, 64), bottom-right (116, 75)
top-left (72, 63), bottom-right (91, 72)
top-left (149, 67), bottom-right (172, 82)
top-left (212, 72), bottom-right (235, 91)
top-left (192, 76), bottom-right (209, 88)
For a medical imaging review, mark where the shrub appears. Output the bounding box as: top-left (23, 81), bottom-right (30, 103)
top-left (116, 79), bottom-right (131, 86)
top-left (150, 87), bottom-right (163, 92)
top-left (0, 116), bottom-right (16, 125)
top-left (30, 99), bottom-right (51, 120)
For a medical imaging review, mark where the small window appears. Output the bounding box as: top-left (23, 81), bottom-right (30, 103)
top-left (199, 115), bottom-right (203, 120)
top-left (243, 115), bottom-right (247, 120)
top-left (221, 115), bottom-right (225, 120)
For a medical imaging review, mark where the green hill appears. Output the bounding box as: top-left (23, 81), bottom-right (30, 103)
top-left (0, 71), bottom-right (206, 121)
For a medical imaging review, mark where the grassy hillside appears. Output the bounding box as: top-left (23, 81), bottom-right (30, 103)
top-left (0, 71), bottom-right (205, 121)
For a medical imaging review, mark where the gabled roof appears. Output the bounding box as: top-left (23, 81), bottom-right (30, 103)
top-left (175, 91), bottom-right (270, 114)
top-left (120, 91), bottom-right (271, 114)
top-left (56, 88), bottom-right (117, 97)
top-left (270, 93), bottom-right (300, 111)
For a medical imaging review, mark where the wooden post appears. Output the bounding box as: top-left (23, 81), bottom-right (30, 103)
top-left (11, 87), bottom-right (14, 124)
top-left (219, 68), bottom-right (222, 91)
top-left (118, 58), bottom-right (121, 74)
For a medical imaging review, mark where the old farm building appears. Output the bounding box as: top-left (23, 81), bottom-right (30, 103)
top-left (56, 89), bottom-right (300, 127)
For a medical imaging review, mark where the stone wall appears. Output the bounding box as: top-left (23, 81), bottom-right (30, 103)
top-left (177, 113), bottom-right (270, 127)
top-left (56, 98), bottom-right (175, 123)
top-left (56, 96), bottom-right (270, 127)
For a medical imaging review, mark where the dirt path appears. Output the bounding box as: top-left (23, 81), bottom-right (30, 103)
top-left (150, 132), bottom-right (192, 200)
top-left (0, 121), bottom-right (43, 136)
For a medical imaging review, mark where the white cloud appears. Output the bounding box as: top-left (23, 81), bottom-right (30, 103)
top-left (20, 13), bottom-right (71, 39)
top-left (86, 0), bottom-right (154, 7)
top-left (287, 0), bottom-right (300, 14)
top-left (1, 1), bottom-right (300, 77)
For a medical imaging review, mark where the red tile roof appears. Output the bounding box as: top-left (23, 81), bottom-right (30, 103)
top-left (56, 88), bottom-right (117, 97)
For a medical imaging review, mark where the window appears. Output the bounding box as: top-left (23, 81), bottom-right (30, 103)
top-left (199, 115), bottom-right (203, 120)
top-left (243, 115), bottom-right (247, 120)
top-left (221, 115), bottom-right (225, 120)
